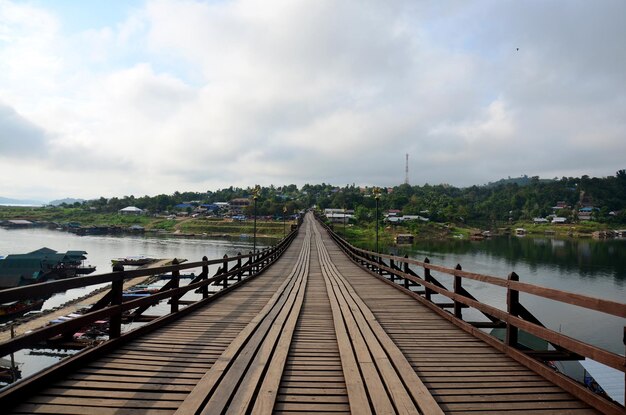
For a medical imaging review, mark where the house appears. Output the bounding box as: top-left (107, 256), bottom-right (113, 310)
top-left (119, 206), bottom-right (144, 215)
top-left (0, 248), bottom-right (93, 289)
top-left (386, 210), bottom-right (401, 217)
top-left (326, 213), bottom-right (354, 224)
top-left (200, 204), bottom-right (220, 212)
top-left (552, 217), bottom-right (568, 224)
top-left (395, 234), bottom-right (414, 244)
top-left (578, 207), bottom-right (596, 221)
top-left (324, 208), bottom-right (354, 216)
top-left (552, 201), bottom-right (570, 211)
top-left (174, 203), bottom-right (195, 210)
top-left (230, 198), bottom-right (251, 215)
top-left (533, 218), bottom-right (549, 224)
top-left (1, 219), bottom-right (33, 228)
top-left (385, 215), bottom-right (429, 223)
top-left (402, 215), bottom-right (429, 222)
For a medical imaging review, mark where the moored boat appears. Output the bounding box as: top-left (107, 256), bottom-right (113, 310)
top-left (111, 256), bottom-right (156, 266)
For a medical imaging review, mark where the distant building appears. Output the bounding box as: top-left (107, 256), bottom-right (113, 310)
top-left (385, 215), bottom-right (429, 223)
top-left (326, 213), bottom-right (354, 224)
top-left (0, 248), bottom-right (92, 289)
top-left (174, 203), bottom-right (194, 209)
top-left (119, 206), bottom-right (144, 215)
top-left (230, 198), bottom-right (251, 214)
top-left (395, 234), bottom-right (414, 244)
top-left (578, 207), bottom-right (596, 221)
top-left (533, 218), bottom-right (549, 224)
top-left (552, 217), bottom-right (568, 224)
top-left (552, 201), bottom-right (570, 211)
top-left (0, 219), bottom-right (33, 228)
top-left (324, 208), bottom-right (354, 215)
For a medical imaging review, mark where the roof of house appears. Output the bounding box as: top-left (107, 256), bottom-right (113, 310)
top-left (119, 206), bottom-right (143, 212)
top-left (6, 219), bottom-right (33, 225)
top-left (0, 257), bottom-right (44, 288)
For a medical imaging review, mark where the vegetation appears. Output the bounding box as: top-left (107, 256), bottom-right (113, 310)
top-left (1, 171), bottom-right (624, 241)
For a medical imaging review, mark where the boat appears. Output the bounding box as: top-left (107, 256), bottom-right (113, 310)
top-left (515, 228), bottom-right (527, 236)
top-left (0, 299), bottom-right (45, 321)
top-left (111, 256), bottom-right (156, 266)
top-left (0, 358), bottom-right (21, 383)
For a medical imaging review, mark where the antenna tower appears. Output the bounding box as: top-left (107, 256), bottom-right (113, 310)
top-left (404, 153), bottom-right (409, 185)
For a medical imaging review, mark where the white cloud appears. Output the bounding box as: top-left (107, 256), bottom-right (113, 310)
top-left (0, 0), bottom-right (624, 200)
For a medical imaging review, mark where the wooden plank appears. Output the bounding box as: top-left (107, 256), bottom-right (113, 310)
top-left (11, 404), bottom-right (172, 415)
top-left (27, 395), bottom-right (181, 409)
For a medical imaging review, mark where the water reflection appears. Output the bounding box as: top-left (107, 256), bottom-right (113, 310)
top-left (400, 237), bottom-right (626, 282)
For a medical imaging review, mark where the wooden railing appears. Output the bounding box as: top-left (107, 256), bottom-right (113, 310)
top-left (317, 214), bottom-right (625, 415)
top-left (0, 223), bottom-right (301, 360)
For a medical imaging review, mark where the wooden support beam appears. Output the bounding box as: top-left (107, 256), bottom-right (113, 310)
top-left (506, 272), bottom-right (520, 348)
top-left (170, 259), bottom-right (180, 313)
top-left (109, 264), bottom-right (124, 339)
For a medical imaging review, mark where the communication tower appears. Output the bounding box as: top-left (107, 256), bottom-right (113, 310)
top-left (404, 153), bottom-right (409, 185)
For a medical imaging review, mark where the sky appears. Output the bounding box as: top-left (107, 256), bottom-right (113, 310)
top-left (1, 0), bottom-right (625, 201)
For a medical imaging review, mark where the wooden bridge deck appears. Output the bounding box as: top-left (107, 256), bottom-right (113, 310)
top-left (7, 214), bottom-right (600, 414)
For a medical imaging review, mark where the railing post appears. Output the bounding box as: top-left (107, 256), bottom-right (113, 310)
top-left (222, 254), bottom-right (229, 289)
top-left (403, 256), bottom-right (411, 290)
top-left (404, 262), bottom-right (410, 290)
top-left (423, 257), bottom-right (432, 301)
top-left (389, 257), bottom-right (395, 283)
top-left (237, 253), bottom-right (242, 282)
top-left (171, 258), bottom-right (180, 313)
top-left (506, 272), bottom-right (520, 347)
top-left (109, 263), bottom-right (124, 339)
top-left (454, 264), bottom-right (463, 319)
top-left (201, 256), bottom-right (209, 299)
top-left (248, 251), bottom-right (254, 276)
top-left (377, 255), bottom-right (383, 275)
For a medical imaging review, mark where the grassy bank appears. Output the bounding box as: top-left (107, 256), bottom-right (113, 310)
top-left (325, 216), bottom-right (623, 252)
top-left (0, 206), bottom-right (294, 238)
top-left (329, 220), bottom-right (478, 251)
top-left (508, 221), bottom-right (614, 238)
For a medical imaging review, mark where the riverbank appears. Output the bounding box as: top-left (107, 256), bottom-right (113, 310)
top-left (329, 219), bottom-right (625, 252)
top-left (0, 206), bottom-right (292, 239)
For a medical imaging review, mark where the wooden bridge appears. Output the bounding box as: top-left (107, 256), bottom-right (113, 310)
top-left (0, 212), bottom-right (624, 414)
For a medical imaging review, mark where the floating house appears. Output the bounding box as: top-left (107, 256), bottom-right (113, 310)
top-left (0, 248), bottom-right (95, 289)
top-left (0, 219), bottom-right (34, 228)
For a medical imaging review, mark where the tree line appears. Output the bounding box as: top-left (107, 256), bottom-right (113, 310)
top-left (65, 171), bottom-right (626, 225)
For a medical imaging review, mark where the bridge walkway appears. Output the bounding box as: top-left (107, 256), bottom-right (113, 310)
top-left (7, 213), bottom-right (599, 414)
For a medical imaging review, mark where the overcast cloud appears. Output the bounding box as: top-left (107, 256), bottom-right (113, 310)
top-left (0, 0), bottom-right (624, 201)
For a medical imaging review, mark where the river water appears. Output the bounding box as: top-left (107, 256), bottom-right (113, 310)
top-left (0, 227), bottom-right (624, 386)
